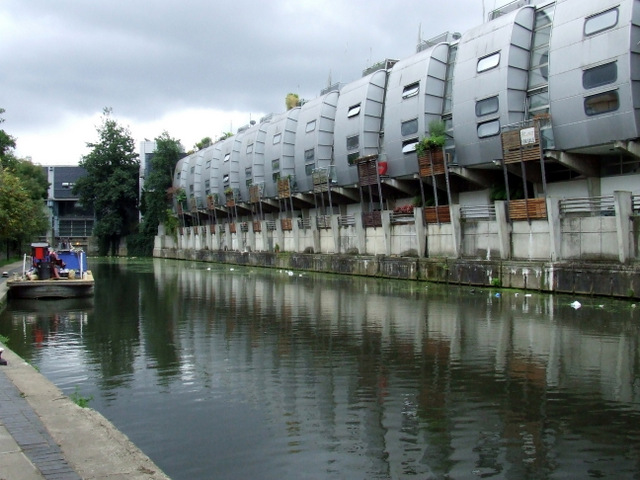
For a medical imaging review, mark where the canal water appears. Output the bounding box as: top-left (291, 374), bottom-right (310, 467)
top-left (1, 258), bottom-right (639, 479)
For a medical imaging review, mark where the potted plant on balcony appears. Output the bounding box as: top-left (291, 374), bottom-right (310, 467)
top-left (224, 187), bottom-right (235, 207)
top-left (417, 120), bottom-right (446, 177)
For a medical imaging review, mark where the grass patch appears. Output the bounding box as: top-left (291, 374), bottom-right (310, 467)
top-left (0, 257), bottom-right (21, 268)
top-left (69, 386), bottom-right (93, 408)
top-left (0, 334), bottom-right (9, 345)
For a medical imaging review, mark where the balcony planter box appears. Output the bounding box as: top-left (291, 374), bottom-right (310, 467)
top-left (508, 198), bottom-right (547, 221)
top-left (362, 211), bottom-right (382, 228)
top-left (418, 149), bottom-right (445, 177)
top-left (424, 205), bottom-right (451, 224)
top-left (281, 218), bottom-right (293, 231)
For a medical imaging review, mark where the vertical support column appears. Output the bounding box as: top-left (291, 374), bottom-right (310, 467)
top-left (414, 207), bottom-right (426, 258)
top-left (311, 217), bottom-right (321, 253)
top-left (330, 215), bottom-right (340, 254)
top-left (495, 201), bottom-right (511, 260)
top-left (614, 191), bottom-right (632, 263)
top-left (225, 224), bottom-right (232, 251)
top-left (292, 217), bottom-right (300, 253)
top-left (381, 210), bottom-right (392, 257)
top-left (247, 223), bottom-right (255, 252)
top-left (450, 204), bottom-right (461, 258)
top-left (546, 196), bottom-right (561, 261)
top-left (354, 213), bottom-right (365, 255)
top-left (260, 221), bottom-right (269, 252)
top-left (276, 219), bottom-right (284, 253)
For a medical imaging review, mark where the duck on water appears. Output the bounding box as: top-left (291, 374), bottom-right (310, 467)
top-left (6, 242), bottom-right (94, 299)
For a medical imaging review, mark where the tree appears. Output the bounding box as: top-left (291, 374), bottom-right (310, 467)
top-left (194, 136), bottom-right (212, 151)
top-left (0, 108), bottom-right (18, 171)
top-left (74, 108), bottom-right (139, 255)
top-left (0, 169), bottom-right (48, 257)
top-left (285, 93), bottom-right (299, 110)
top-left (0, 108), bottom-right (49, 258)
top-left (136, 132), bottom-right (183, 255)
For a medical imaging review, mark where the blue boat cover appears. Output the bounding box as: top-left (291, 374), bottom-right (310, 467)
top-left (57, 250), bottom-right (88, 272)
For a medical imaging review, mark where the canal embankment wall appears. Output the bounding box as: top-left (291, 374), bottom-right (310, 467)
top-left (155, 192), bottom-right (640, 299)
top-left (0, 272), bottom-right (171, 480)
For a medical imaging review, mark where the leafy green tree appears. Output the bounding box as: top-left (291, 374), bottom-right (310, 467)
top-left (194, 136), bottom-right (212, 151)
top-left (14, 159), bottom-right (49, 201)
top-left (0, 108), bottom-right (18, 171)
top-left (0, 169), bottom-right (48, 257)
top-left (74, 108), bottom-right (139, 256)
top-left (0, 108), bottom-right (49, 258)
top-left (133, 131), bottom-right (183, 256)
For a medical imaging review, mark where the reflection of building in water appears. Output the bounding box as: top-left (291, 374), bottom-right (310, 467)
top-left (151, 260), bottom-right (640, 476)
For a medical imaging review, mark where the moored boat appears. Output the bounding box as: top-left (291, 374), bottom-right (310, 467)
top-left (7, 243), bottom-right (95, 299)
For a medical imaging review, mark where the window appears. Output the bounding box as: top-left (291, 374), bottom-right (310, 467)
top-left (223, 153), bottom-right (230, 162)
top-left (584, 90), bottom-right (619, 116)
top-left (401, 118), bottom-right (418, 136)
top-left (402, 138), bottom-right (418, 154)
top-left (272, 159), bottom-right (280, 182)
top-left (402, 82), bottom-right (419, 99)
top-left (246, 144), bottom-right (253, 154)
top-left (584, 8), bottom-right (618, 36)
top-left (347, 104), bottom-right (361, 118)
top-left (305, 149), bottom-right (315, 175)
top-left (346, 135), bottom-right (359, 151)
top-left (475, 96), bottom-right (499, 117)
top-left (347, 152), bottom-right (360, 165)
top-left (245, 167), bottom-right (252, 179)
top-left (272, 133), bottom-right (281, 145)
top-left (477, 119), bottom-right (500, 138)
top-left (305, 120), bottom-right (316, 133)
top-left (222, 174), bottom-right (229, 184)
top-left (206, 160), bottom-right (211, 169)
top-left (204, 179), bottom-right (210, 189)
top-left (190, 166), bottom-right (195, 174)
top-left (477, 52), bottom-right (500, 73)
top-left (583, 62), bottom-right (617, 89)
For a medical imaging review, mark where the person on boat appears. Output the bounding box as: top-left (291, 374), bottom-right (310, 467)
top-left (48, 248), bottom-right (65, 279)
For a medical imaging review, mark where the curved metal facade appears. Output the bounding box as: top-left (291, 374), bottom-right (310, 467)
top-left (172, 0), bottom-right (640, 211)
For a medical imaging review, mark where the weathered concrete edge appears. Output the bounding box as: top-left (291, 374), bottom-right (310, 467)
top-left (0, 272), bottom-right (171, 480)
top-left (156, 248), bottom-right (640, 299)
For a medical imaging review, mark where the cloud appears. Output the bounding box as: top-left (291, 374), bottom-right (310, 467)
top-left (2, 0), bottom-right (493, 165)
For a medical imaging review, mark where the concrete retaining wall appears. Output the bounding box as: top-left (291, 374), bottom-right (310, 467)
top-left (155, 248), bottom-right (640, 299)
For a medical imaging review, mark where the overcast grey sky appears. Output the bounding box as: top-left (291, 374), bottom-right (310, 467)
top-left (1, 0), bottom-right (506, 165)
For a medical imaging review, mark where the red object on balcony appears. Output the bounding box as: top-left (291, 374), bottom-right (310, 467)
top-left (377, 161), bottom-right (388, 176)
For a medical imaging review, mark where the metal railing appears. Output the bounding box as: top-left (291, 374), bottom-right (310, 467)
top-left (559, 196), bottom-right (615, 216)
top-left (460, 204), bottom-right (496, 221)
top-left (338, 215), bottom-right (356, 227)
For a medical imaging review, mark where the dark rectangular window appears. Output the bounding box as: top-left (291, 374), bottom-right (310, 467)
top-left (477, 119), bottom-right (500, 138)
top-left (346, 135), bottom-right (359, 151)
top-left (305, 148), bottom-right (315, 175)
top-left (583, 62), bottom-right (617, 89)
top-left (347, 152), bottom-right (360, 165)
top-left (584, 90), bottom-right (619, 116)
top-left (475, 96), bottom-right (499, 117)
top-left (401, 118), bottom-right (418, 136)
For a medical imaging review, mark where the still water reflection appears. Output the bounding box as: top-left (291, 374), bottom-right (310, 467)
top-left (1, 258), bottom-right (640, 479)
